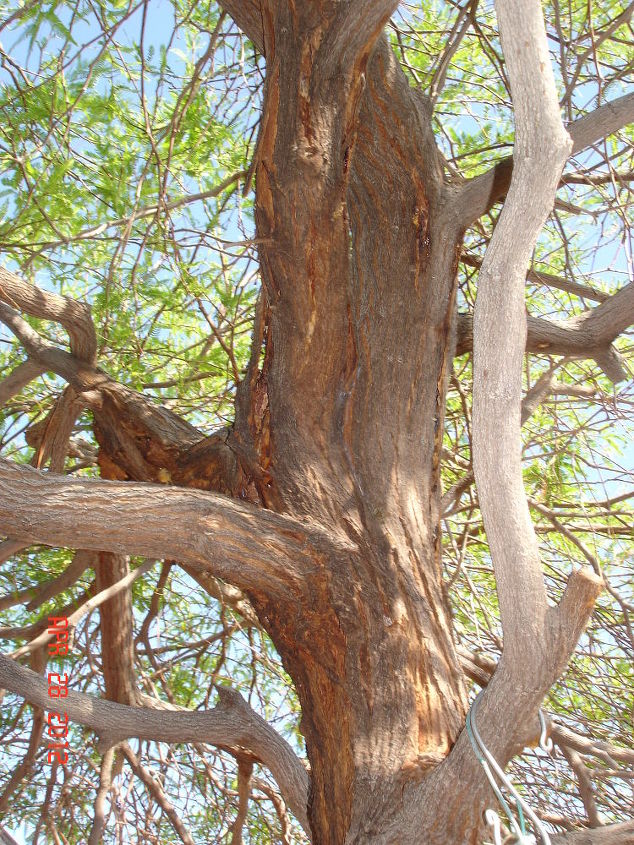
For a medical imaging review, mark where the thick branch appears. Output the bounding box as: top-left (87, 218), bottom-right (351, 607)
top-left (569, 94), bottom-right (634, 154)
top-left (457, 91), bottom-right (634, 225)
top-left (575, 279), bottom-right (634, 347)
top-left (218, 2), bottom-right (263, 52)
top-left (419, 5), bottom-right (606, 839)
top-left (456, 293), bottom-right (631, 382)
top-left (472, 0), bottom-right (573, 658)
top-left (229, 759), bottom-right (254, 845)
top-left (87, 747), bottom-right (115, 845)
top-left (0, 301), bottom-right (82, 384)
top-left (0, 266), bottom-right (96, 364)
top-left (0, 459), bottom-right (340, 598)
top-left (0, 652), bottom-right (309, 833)
top-left (29, 386), bottom-right (88, 472)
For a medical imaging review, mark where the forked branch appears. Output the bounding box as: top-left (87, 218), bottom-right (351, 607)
top-left (0, 652), bottom-right (309, 833)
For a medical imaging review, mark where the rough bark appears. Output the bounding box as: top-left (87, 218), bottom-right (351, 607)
top-left (0, 652), bottom-right (310, 833)
top-left (219, 4), bottom-right (469, 841)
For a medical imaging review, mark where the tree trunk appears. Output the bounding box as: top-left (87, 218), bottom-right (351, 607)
top-left (220, 11), bottom-right (469, 841)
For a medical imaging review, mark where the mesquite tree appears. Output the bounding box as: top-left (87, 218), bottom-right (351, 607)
top-left (0, 1), bottom-right (632, 843)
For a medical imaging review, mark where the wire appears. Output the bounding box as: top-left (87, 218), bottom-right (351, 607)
top-left (466, 692), bottom-right (552, 845)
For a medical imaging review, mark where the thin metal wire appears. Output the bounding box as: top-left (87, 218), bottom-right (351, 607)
top-left (466, 691), bottom-right (552, 845)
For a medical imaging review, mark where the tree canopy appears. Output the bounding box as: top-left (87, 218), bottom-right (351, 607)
top-left (0, 1), bottom-right (632, 843)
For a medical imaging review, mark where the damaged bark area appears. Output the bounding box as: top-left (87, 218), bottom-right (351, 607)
top-left (228, 4), bottom-right (468, 842)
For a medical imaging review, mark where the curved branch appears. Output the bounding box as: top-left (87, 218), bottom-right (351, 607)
top-left (0, 652), bottom-right (310, 833)
top-left (0, 266), bottom-right (96, 364)
top-left (472, 0), bottom-right (601, 657)
top-left (0, 301), bottom-right (81, 384)
top-left (575, 279), bottom-right (634, 347)
top-left (0, 459), bottom-right (340, 598)
top-left (424, 6), bottom-right (606, 839)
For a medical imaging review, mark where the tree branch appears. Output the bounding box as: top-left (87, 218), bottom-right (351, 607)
top-left (0, 266), bottom-right (96, 364)
top-left (550, 821), bottom-right (634, 845)
top-left (121, 743), bottom-right (196, 845)
top-left (217, 2), bottom-right (263, 53)
top-left (461, 252), bottom-right (609, 303)
top-left (456, 282), bottom-right (632, 382)
top-left (457, 91), bottom-right (634, 225)
top-left (558, 744), bottom-right (602, 828)
top-left (320, 1), bottom-right (398, 76)
top-left (0, 459), bottom-right (341, 598)
top-left (0, 652), bottom-right (310, 833)
top-left (0, 301), bottom-right (81, 384)
top-left (0, 651), bottom-right (45, 815)
top-left (0, 360), bottom-right (46, 407)
top-left (569, 92), bottom-right (634, 154)
top-left (9, 558), bottom-right (157, 660)
top-left (472, 0), bottom-right (601, 658)
top-left (87, 747), bottom-right (115, 845)
top-left (415, 5), bottom-right (607, 838)
top-left (0, 549), bottom-right (91, 613)
top-left (229, 758), bottom-right (254, 845)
